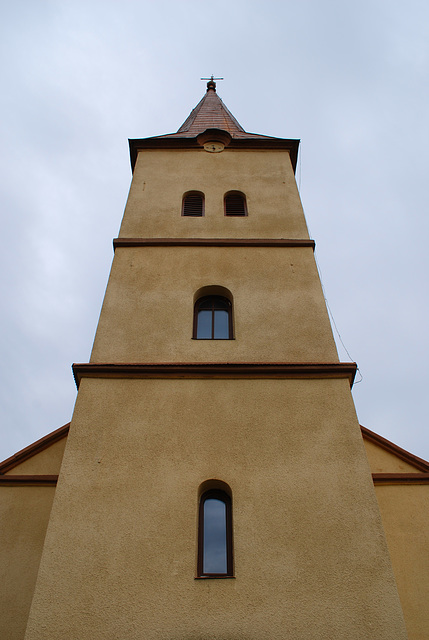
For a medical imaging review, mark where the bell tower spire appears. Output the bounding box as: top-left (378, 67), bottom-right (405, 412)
top-left (22, 84), bottom-right (408, 640)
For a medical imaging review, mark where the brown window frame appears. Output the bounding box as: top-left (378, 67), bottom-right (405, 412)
top-left (193, 295), bottom-right (233, 340)
top-left (197, 489), bottom-right (233, 578)
top-left (182, 191), bottom-right (205, 217)
top-left (224, 191), bottom-right (247, 216)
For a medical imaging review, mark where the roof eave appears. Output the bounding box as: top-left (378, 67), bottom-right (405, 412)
top-left (128, 136), bottom-right (300, 173)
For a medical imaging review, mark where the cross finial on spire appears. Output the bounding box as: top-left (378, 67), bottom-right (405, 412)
top-left (200, 75), bottom-right (224, 92)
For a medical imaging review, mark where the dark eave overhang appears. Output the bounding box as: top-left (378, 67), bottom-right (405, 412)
top-left (72, 362), bottom-right (357, 389)
top-left (128, 135), bottom-right (300, 174)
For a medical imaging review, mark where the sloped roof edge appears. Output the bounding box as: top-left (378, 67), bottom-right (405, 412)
top-left (361, 425), bottom-right (429, 472)
top-left (0, 423), bottom-right (70, 474)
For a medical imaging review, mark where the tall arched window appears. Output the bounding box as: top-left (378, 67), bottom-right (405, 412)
top-left (198, 489), bottom-right (233, 577)
top-left (193, 296), bottom-right (232, 339)
top-left (224, 191), bottom-right (247, 216)
top-left (182, 191), bottom-right (204, 216)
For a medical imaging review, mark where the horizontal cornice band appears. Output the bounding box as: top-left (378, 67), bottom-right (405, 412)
top-left (113, 238), bottom-right (315, 250)
top-left (0, 475), bottom-right (58, 487)
top-left (3, 472), bottom-right (427, 488)
top-left (372, 473), bottom-right (429, 485)
top-left (72, 362), bottom-right (357, 388)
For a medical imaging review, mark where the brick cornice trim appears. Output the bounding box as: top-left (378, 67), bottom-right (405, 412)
top-left (0, 475), bottom-right (58, 487)
top-left (372, 473), bottom-right (429, 485)
top-left (72, 362), bottom-right (357, 388)
top-left (113, 238), bottom-right (315, 250)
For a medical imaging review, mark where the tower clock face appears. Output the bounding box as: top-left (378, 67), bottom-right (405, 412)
top-left (203, 141), bottom-right (225, 153)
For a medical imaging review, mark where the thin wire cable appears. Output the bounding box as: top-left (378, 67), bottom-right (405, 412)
top-left (296, 144), bottom-right (361, 383)
top-left (313, 251), bottom-right (363, 384)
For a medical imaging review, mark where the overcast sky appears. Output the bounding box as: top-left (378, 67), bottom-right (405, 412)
top-left (1, 0), bottom-right (428, 462)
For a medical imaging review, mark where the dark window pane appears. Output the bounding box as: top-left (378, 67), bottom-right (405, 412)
top-left (213, 298), bottom-right (229, 310)
top-left (213, 309), bottom-right (229, 339)
top-left (198, 298), bottom-right (213, 310)
top-left (197, 310), bottom-right (212, 339)
top-left (203, 498), bottom-right (227, 574)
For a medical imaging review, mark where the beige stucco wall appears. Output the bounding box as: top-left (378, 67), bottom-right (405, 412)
top-left (363, 438), bottom-right (419, 473)
top-left (0, 486), bottom-right (56, 640)
top-left (92, 146), bottom-right (327, 364)
top-left (24, 377), bottom-right (407, 640)
top-left (119, 149), bottom-right (309, 240)
top-left (90, 245), bottom-right (338, 363)
top-left (363, 437), bottom-right (429, 639)
top-left (0, 437), bottom-right (66, 640)
top-left (374, 485), bottom-right (429, 640)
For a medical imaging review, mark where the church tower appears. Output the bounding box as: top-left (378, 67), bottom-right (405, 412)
top-left (23, 80), bottom-right (407, 639)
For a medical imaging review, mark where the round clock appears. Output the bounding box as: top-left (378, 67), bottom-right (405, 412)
top-left (203, 141), bottom-right (225, 153)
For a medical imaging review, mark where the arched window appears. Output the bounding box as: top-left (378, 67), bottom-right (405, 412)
top-left (182, 191), bottom-right (204, 216)
top-left (224, 191), bottom-right (247, 216)
top-left (198, 489), bottom-right (233, 577)
top-left (193, 296), bottom-right (232, 339)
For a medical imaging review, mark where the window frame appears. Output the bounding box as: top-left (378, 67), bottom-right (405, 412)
top-left (182, 191), bottom-right (205, 217)
top-left (193, 295), bottom-right (233, 340)
top-left (224, 191), bottom-right (247, 217)
top-left (197, 489), bottom-right (233, 578)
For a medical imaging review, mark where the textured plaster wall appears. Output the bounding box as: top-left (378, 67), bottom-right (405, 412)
top-left (374, 485), bottom-right (429, 640)
top-left (0, 438), bottom-right (66, 640)
top-left (119, 149), bottom-right (309, 240)
top-left (363, 438), bottom-right (420, 473)
top-left (364, 439), bottom-right (429, 639)
top-left (93, 146), bottom-right (325, 363)
top-left (90, 245), bottom-right (338, 363)
top-left (24, 377), bottom-right (407, 640)
top-left (92, 145), bottom-right (335, 362)
top-left (0, 486), bottom-right (56, 640)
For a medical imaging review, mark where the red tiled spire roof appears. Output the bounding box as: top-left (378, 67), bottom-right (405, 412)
top-left (154, 79), bottom-right (278, 141)
top-left (177, 79), bottom-right (245, 136)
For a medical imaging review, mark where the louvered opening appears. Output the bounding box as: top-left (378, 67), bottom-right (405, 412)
top-left (224, 192), bottom-right (247, 216)
top-left (182, 192), bottom-right (204, 216)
